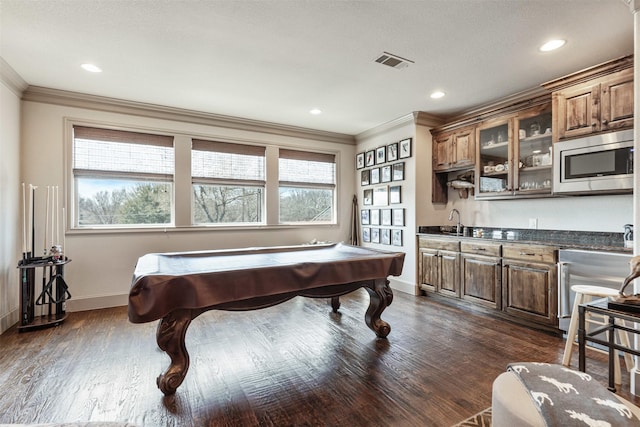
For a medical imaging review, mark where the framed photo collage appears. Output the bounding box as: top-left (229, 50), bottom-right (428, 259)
top-left (356, 138), bottom-right (411, 247)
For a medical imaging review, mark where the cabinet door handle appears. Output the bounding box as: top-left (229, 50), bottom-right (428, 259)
top-left (519, 252), bottom-right (536, 256)
top-left (602, 119), bottom-right (609, 126)
top-left (473, 247), bottom-right (487, 251)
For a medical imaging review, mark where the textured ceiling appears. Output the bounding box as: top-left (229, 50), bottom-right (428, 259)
top-left (0, 0), bottom-right (634, 136)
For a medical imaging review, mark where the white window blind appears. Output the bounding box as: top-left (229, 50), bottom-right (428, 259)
top-left (73, 126), bottom-right (174, 178)
top-left (192, 139), bottom-right (265, 183)
top-left (278, 149), bottom-right (335, 186)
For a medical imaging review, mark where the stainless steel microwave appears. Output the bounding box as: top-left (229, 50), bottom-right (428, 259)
top-left (553, 129), bottom-right (634, 195)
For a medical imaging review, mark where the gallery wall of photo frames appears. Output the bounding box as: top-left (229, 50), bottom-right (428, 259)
top-left (356, 138), bottom-right (411, 247)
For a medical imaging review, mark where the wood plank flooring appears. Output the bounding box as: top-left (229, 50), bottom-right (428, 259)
top-left (0, 290), bottom-right (637, 426)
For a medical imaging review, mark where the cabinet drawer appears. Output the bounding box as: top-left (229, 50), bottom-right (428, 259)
top-left (502, 243), bottom-right (557, 264)
top-left (460, 240), bottom-right (501, 257)
top-left (418, 237), bottom-right (460, 251)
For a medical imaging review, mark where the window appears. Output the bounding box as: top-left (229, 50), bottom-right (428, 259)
top-left (279, 149), bottom-right (336, 223)
top-left (191, 139), bottom-right (265, 224)
top-left (70, 122), bottom-right (339, 230)
top-left (72, 126), bottom-right (174, 227)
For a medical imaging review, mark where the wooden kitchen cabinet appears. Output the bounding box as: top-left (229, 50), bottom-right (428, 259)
top-left (476, 103), bottom-right (553, 199)
top-left (418, 237), bottom-right (460, 297)
top-left (460, 240), bottom-right (502, 309)
top-left (502, 243), bottom-right (558, 326)
top-left (418, 233), bottom-right (560, 331)
top-left (433, 132), bottom-right (453, 171)
top-left (476, 115), bottom-right (514, 197)
top-left (433, 125), bottom-right (476, 172)
top-left (544, 56), bottom-right (633, 141)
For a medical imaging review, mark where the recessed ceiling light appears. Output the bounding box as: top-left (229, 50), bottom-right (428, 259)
top-left (81, 63), bottom-right (102, 73)
top-left (309, 108), bottom-right (322, 115)
top-left (430, 91), bottom-right (446, 99)
top-left (539, 39), bottom-right (566, 52)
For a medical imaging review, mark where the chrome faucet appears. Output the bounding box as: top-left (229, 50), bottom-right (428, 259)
top-left (448, 208), bottom-right (461, 236)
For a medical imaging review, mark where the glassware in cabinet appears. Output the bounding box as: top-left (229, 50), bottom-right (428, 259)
top-left (478, 121), bottom-right (511, 196)
top-left (515, 109), bottom-right (553, 195)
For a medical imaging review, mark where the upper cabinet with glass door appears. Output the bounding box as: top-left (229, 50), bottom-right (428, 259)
top-left (475, 103), bottom-right (553, 199)
top-left (514, 104), bottom-right (553, 196)
top-left (476, 117), bottom-right (513, 198)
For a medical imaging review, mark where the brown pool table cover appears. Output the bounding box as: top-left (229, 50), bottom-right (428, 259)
top-left (128, 243), bottom-right (405, 323)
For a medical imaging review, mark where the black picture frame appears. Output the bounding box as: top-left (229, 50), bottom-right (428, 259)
top-left (381, 228), bottom-right (391, 245)
top-left (389, 185), bottom-right (401, 204)
top-left (361, 169), bottom-right (370, 186)
top-left (376, 146), bottom-right (386, 164)
top-left (365, 150), bottom-right (375, 167)
top-left (381, 209), bottom-right (392, 226)
top-left (356, 152), bottom-right (365, 170)
top-left (392, 162), bottom-right (405, 181)
top-left (363, 189), bottom-right (373, 205)
top-left (362, 227), bottom-right (371, 243)
top-left (392, 229), bottom-right (403, 246)
top-left (371, 228), bottom-right (380, 243)
top-left (370, 209), bottom-right (380, 225)
top-left (381, 165), bottom-right (392, 183)
top-left (387, 142), bottom-right (398, 162)
top-left (399, 138), bottom-right (412, 159)
top-left (361, 209), bottom-right (370, 225)
top-left (392, 208), bottom-right (404, 226)
top-left (370, 167), bottom-right (380, 184)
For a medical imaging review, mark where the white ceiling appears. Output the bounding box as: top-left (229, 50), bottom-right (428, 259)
top-left (0, 0), bottom-right (634, 136)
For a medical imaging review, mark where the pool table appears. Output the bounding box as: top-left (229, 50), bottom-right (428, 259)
top-left (128, 243), bottom-right (405, 395)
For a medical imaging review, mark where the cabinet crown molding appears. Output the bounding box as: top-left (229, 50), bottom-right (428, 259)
top-left (429, 89), bottom-right (550, 135)
top-left (542, 55), bottom-right (633, 92)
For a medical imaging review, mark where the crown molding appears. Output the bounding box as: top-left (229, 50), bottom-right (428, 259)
top-left (356, 113), bottom-right (418, 141)
top-left (413, 111), bottom-right (445, 128)
top-left (429, 86), bottom-right (551, 133)
top-left (542, 55), bottom-right (633, 92)
top-left (0, 58), bottom-right (28, 97)
top-left (22, 86), bottom-right (355, 145)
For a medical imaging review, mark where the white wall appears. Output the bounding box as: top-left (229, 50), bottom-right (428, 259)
top-left (0, 78), bottom-right (22, 333)
top-left (21, 100), bottom-right (356, 312)
top-left (355, 115), bottom-right (419, 295)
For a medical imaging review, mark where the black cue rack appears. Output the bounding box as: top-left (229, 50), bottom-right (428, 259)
top-left (17, 257), bottom-right (72, 331)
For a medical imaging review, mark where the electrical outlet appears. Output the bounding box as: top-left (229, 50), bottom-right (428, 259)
top-left (529, 218), bottom-right (538, 229)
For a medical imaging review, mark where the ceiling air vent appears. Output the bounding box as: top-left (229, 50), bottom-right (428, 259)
top-left (374, 52), bottom-right (414, 70)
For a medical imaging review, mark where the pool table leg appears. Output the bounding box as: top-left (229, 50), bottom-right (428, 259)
top-left (330, 296), bottom-right (341, 312)
top-left (156, 309), bottom-right (193, 395)
top-left (365, 278), bottom-right (393, 338)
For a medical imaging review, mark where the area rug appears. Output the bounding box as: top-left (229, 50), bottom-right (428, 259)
top-left (452, 407), bottom-right (491, 427)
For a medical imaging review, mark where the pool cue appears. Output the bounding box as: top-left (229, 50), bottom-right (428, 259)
top-left (22, 183), bottom-right (26, 258)
top-left (30, 185), bottom-right (36, 261)
top-left (44, 186), bottom-right (49, 256)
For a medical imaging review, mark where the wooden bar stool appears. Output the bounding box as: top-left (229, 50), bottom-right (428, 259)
top-left (562, 284), bottom-right (634, 384)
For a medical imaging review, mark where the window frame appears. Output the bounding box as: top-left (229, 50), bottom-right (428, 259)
top-left (191, 138), bottom-right (267, 226)
top-left (70, 123), bottom-right (176, 229)
top-left (65, 119), bottom-right (341, 233)
top-left (278, 148), bottom-right (337, 225)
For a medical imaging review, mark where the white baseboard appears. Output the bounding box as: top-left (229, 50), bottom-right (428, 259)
top-left (0, 308), bottom-right (19, 334)
top-left (66, 293), bottom-right (128, 312)
top-left (0, 295), bottom-right (128, 334)
top-left (389, 278), bottom-right (418, 296)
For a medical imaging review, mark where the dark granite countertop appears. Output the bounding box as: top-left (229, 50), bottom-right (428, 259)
top-left (416, 225), bottom-right (632, 253)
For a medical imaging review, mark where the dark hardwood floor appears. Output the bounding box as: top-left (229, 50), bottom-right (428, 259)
top-left (0, 290), bottom-right (637, 426)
